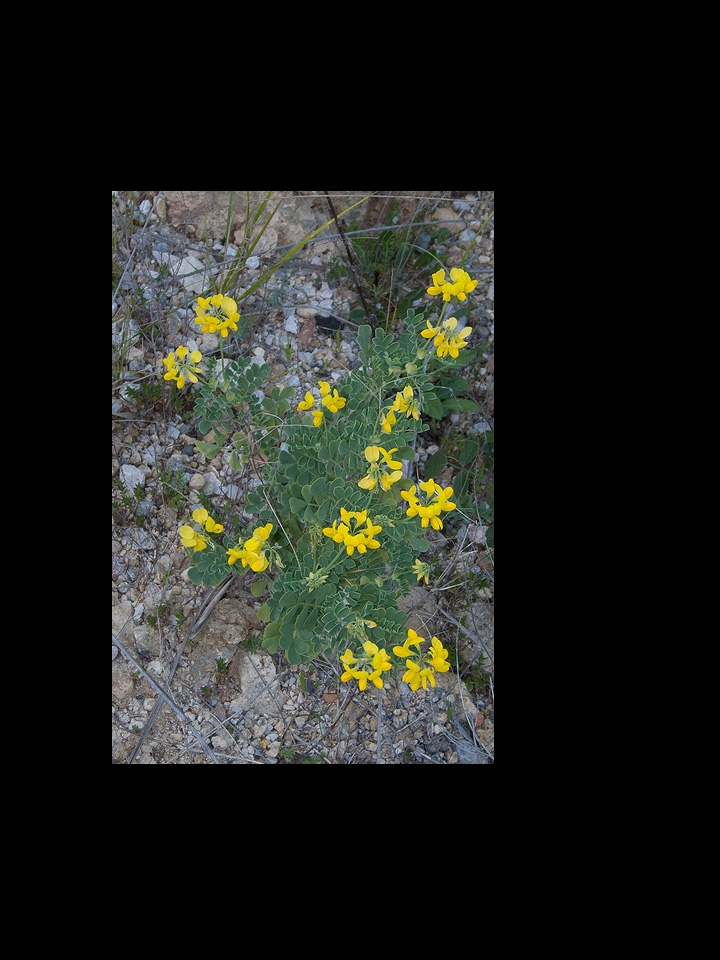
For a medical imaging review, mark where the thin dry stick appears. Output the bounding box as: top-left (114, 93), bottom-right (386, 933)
top-left (125, 577), bottom-right (232, 764)
top-left (113, 633), bottom-right (219, 764)
top-left (323, 190), bottom-right (374, 321)
top-left (376, 687), bottom-right (383, 764)
top-left (430, 599), bottom-right (494, 669)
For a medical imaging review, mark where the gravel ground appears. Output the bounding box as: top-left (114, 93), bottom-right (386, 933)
top-left (112, 191), bottom-right (494, 764)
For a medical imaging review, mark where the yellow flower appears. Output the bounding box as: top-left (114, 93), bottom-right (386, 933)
top-left (393, 629), bottom-right (450, 692)
top-left (360, 518), bottom-right (382, 550)
top-left (323, 509), bottom-right (382, 555)
top-left (420, 319), bottom-right (441, 340)
top-left (391, 385), bottom-right (421, 420)
top-left (421, 315), bottom-right (473, 359)
top-left (179, 524), bottom-right (207, 551)
top-left (340, 642), bottom-right (392, 690)
top-left (426, 269), bottom-right (448, 298)
top-left (162, 345), bottom-right (203, 389)
top-left (363, 641), bottom-right (392, 688)
top-left (194, 294), bottom-right (240, 338)
top-left (401, 480), bottom-right (456, 530)
top-left (340, 649), bottom-right (357, 668)
top-left (180, 524), bottom-right (207, 550)
top-left (321, 519), bottom-right (349, 545)
top-left (192, 507), bottom-right (223, 534)
top-left (381, 409), bottom-right (397, 433)
top-left (358, 445), bottom-right (404, 491)
top-left (435, 324), bottom-right (472, 359)
top-left (321, 388), bottom-right (346, 412)
top-left (445, 267), bottom-right (478, 301)
top-left (227, 523), bottom-right (274, 571)
top-left (392, 628), bottom-right (423, 658)
top-left (298, 383), bottom-right (342, 420)
top-left (402, 661), bottom-right (437, 691)
top-left (427, 636), bottom-right (451, 673)
top-left (246, 551), bottom-right (269, 572)
top-left (426, 267), bottom-right (477, 302)
top-left (297, 392), bottom-right (315, 411)
top-left (179, 505), bottom-right (224, 551)
top-left (412, 559), bottom-right (431, 585)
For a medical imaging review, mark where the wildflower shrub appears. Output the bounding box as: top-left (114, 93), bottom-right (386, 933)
top-left (162, 268), bottom-right (479, 689)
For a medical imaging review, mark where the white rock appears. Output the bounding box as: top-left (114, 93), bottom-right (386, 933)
top-left (120, 463), bottom-right (145, 490)
top-left (468, 524), bottom-right (487, 546)
top-left (203, 473), bottom-right (223, 496)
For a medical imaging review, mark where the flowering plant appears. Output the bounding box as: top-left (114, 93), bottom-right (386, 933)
top-left (161, 265), bottom-right (480, 688)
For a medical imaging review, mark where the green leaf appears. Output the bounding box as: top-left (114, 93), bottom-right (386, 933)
top-left (395, 446), bottom-right (416, 461)
top-left (310, 476), bottom-right (328, 499)
top-left (358, 324), bottom-right (372, 357)
top-left (250, 580), bottom-right (267, 597)
top-left (289, 497), bottom-right (306, 514)
top-left (425, 451), bottom-right (447, 476)
top-left (442, 375), bottom-right (469, 392)
top-left (459, 439), bottom-right (481, 467)
top-left (194, 440), bottom-right (222, 458)
top-left (424, 397), bottom-right (444, 420)
top-left (262, 621), bottom-right (281, 652)
top-left (257, 603), bottom-right (272, 622)
top-left (443, 398), bottom-right (478, 412)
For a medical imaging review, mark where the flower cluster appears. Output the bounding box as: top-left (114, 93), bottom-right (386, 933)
top-left (340, 641), bottom-right (392, 691)
top-left (358, 446), bottom-right (403, 491)
top-left (194, 294), bottom-right (240, 338)
top-left (323, 508), bottom-right (382, 556)
top-left (393, 629), bottom-right (451, 691)
top-left (179, 508), bottom-right (224, 552)
top-left (297, 379), bottom-right (347, 426)
top-left (227, 522), bottom-right (275, 572)
top-left (162, 345), bottom-right (203, 389)
top-left (401, 479), bottom-right (456, 530)
top-left (427, 267), bottom-right (478, 302)
top-left (340, 629), bottom-right (451, 693)
top-left (380, 385), bottom-right (421, 434)
top-left (421, 316), bottom-right (472, 359)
